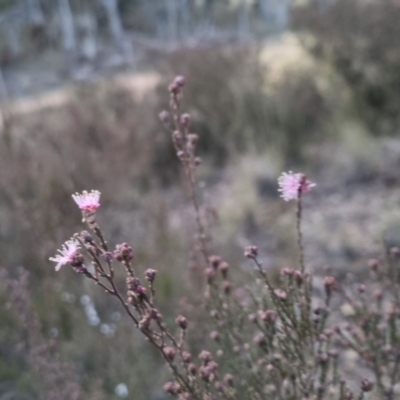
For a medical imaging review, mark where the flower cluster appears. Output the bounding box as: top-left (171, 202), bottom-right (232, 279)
top-left (49, 239), bottom-right (81, 271)
top-left (278, 171), bottom-right (315, 201)
top-left (72, 190), bottom-right (101, 211)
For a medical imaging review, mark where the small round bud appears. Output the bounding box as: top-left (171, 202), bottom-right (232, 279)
top-left (80, 230), bottom-right (93, 243)
top-left (248, 313), bottom-right (257, 323)
top-left (214, 382), bottom-right (224, 393)
top-left (367, 258), bottom-right (379, 271)
top-left (293, 269), bottom-right (303, 286)
top-left (261, 309), bottom-right (277, 323)
top-left (224, 373), bottom-right (234, 387)
top-left (317, 353), bottom-right (329, 365)
top-left (113, 243), bottom-right (134, 262)
top-left (244, 245), bottom-right (258, 258)
top-left (187, 133), bottom-right (198, 145)
top-left (159, 110), bottom-right (170, 123)
top-left (172, 130), bottom-right (183, 142)
top-left (208, 255), bottom-right (222, 269)
top-left (163, 381), bottom-right (180, 394)
top-left (144, 268), bottom-right (157, 282)
top-left (323, 276), bottom-right (336, 295)
top-left (182, 351), bottom-right (192, 363)
top-left (163, 346), bottom-right (176, 362)
top-left (274, 289), bottom-right (287, 300)
top-left (174, 75), bottom-right (186, 87)
top-left (102, 251), bottom-right (113, 263)
top-left (175, 315), bottom-right (188, 330)
top-left (253, 333), bottom-right (266, 346)
top-left (210, 331), bottom-right (220, 341)
top-left (194, 157), bottom-right (202, 166)
top-left (199, 350), bottom-right (212, 364)
top-left (344, 391), bottom-right (354, 399)
top-left (373, 289), bottom-right (383, 301)
top-left (219, 261), bottom-right (229, 278)
top-left (205, 267), bottom-right (216, 284)
top-left (357, 284), bottom-right (366, 293)
top-left (360, 378), bottom-right (373, 392)
top-left (221, 280), bottom-right (231, 295)
top-left (188, 363), bottom-right (197, 375)
top-left (180, 113), bottom-right (191, 126)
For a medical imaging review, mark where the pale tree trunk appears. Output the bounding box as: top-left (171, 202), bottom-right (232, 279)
top-left (318, 0), bottom-right (330, 15)
top-left (0, 67), bottom-right (8, 102)
top-left (4, 20), bottom-right (21, 57)
top-left (25, 0), bottom-right (44, 25)
top-left (100, 0), bottom-right (133, 61)
top-left (203, 0), bottom-right (215, 35)
top-left (58, 0), bottom-right (76, 51)
top-left (275, 0), bottom-right (289, 29)
top-left (259, 0), bottom-right (272, 23)
top-left (260, 0), bottom-right (289, 29)
top-left (76, 13), bottom-right (98, 62)
top-left (165, 0), bottom-right (179, 42)
top-left (237, 0), bottom-right (251, 40)
top-left (140, 0), bottom-right (166, 41)
top-left (179, 0), bottom-right (192, 39)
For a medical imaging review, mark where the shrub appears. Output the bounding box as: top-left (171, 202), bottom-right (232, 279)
top-left (42, 76), bottom-right (400, 399)
top-left (155, 45), bottom-right (332, 165)
top-left (294, 0), bottom-right (400, 135)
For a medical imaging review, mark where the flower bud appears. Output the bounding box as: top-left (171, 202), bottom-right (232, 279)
top-left (163, 382), bottom-right (180, 394)
top-left (219, 261), bottom-right (229, 278)
top-left (208, 255), bottom-right (222, 270)
top-left (175, 315), bottom-right (188, 330)
top-left (248, 313), bottom-right (257, 323)
top-left (360, 378), bottom-right (373, 392)
top-left (221, 280), bottom-right (231, 295)
top-left (274, 289), bottom-right (287, 300)
top-left (367, 258), bottom-right (379, 271)
top-left (205, 267), bottom-right (216, 284)
top-left (224, 373), bottom-right (234, 387)
top-left (80, 230), bottom-right (93, 243)
top-left (163, 346), bottom-right (176, 362)
top-left (159, 110), bottom-right (170, 123)
top-left (188, 363), bottom-right (197, 375)
top-left (199, 350), bottom-right (212, 364)
top-left (113, 243), bottom-right (134, 262)
top-left (323, 276), bottom-right (336, 295)
top-left (180, 113), bottom-right (191, 126)
top-left (210, 331), bottom-right (220, 341)
top-left (182, 351), bottom-right (192, 363)
top-left (244, 245), bottom-right (258, 258)
top-left (144, 268), bottom-right (157, 282)
top-left (253, 333), bottom-right (266, 346)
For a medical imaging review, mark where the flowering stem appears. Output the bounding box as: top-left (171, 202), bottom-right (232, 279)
top-left (296, 192), bottom-right (305, 273)
top-left (168, 90), bottom-right (210, 267)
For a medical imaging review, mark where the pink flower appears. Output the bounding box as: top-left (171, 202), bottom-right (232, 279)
top-left (72, 190), bottom-right (101, 211)
top-left (278, 171), bottom-right (315, 201)
top-left (49, 239), bottom-right (81, 271)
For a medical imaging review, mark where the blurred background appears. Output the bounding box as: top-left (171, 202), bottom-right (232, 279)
top-left (1, 0), bottom-right (400, 398)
